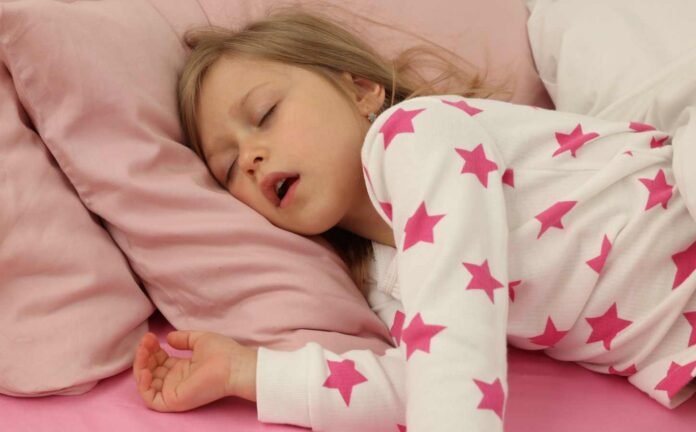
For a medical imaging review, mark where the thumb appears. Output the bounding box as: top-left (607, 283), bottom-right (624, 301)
top-left (166, 330), bottom-right (207, 351)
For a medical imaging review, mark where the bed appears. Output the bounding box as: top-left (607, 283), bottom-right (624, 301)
top-left (2, 0), bottom-right (695, 430)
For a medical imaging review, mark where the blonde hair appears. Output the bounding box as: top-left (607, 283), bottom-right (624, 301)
top-left (178, 4), bottom-right (509, 295)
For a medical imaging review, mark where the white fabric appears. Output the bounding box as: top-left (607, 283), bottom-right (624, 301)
top-left (526, 0), bottom-right (696, 126)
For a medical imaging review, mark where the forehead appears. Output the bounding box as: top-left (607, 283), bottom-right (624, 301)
top-left (196, 56), bottom-right (290, 154)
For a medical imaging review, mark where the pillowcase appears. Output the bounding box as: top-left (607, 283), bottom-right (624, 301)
top-left (527, 0), bottom-right (696, 131)
top-left (0, 0), bottom-right (394, 355)
top-left (200, 0), bottom-right (554, 109)
top-left (0, 63), bottom-right (153, 397)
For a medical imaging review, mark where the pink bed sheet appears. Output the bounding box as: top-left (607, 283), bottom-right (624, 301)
top-left (2, 313), bottom-right (694, 431)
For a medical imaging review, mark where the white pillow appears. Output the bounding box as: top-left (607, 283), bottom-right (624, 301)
top-left (526, 0), bottom-right (696, 132)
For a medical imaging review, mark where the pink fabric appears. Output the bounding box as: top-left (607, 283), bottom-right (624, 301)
top-left (1, 314), bottom-right (694, 431)
top-left (0, 62), bottom-right (152, 396)
top-left (0, 0), bottom-right (392, 359)
top-left (0, 0), bottom-right (552, 403)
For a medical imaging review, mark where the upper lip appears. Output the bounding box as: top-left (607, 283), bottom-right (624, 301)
top-left (261, 172), bottom-right (298, 206)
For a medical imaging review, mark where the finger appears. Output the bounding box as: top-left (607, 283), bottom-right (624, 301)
top-left (138, 368), bottom-right (153, 394)
top-left (167, 330), bottom-right (207, 351)
top-left (140, 332), bottom-right (159, 351)
top-left (133, 333), bottom-right (156, 373)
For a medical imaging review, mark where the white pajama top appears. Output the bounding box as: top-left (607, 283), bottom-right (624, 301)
top-left (256, 96), bottom-right (696, 432)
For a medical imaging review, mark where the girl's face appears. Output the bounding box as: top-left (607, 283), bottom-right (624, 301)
top-left (197, 56), bottom-right (385, 236)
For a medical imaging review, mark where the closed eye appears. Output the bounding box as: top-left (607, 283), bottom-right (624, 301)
top-left (258, 104), bottom-right (276, 127)
top-left (224, 158), bottom-right (236, 185)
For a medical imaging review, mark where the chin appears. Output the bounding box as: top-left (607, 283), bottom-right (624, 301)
top-left (275, 218), bottom-right (336, 237)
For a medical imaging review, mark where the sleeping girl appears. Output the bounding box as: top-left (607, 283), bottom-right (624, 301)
top-left (132, 7), bottom-right (696, 431)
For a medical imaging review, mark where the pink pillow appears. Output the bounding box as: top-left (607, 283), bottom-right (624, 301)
top-left (0, 0), bottom-right (549, 365)
top-left (0, 63), bottom-right (153, 397)
top-left (200, 0), bottom-right (553, 109)
top-left (0, 0), bottom-right (393, 354)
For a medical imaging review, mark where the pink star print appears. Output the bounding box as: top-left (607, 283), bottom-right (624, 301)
top-left (390, 310), bottom-right (406, 347)
top-left (685, 312), bottom-right (696, 347)
top-left (552, 124), bottom-right (599, 158)
top-left (654, 361), bottom-right (696, 399)
top-left (323, 359), bottom-right (368, 406)
top-left (630, 121), bottom-right (656, 132)
top-left (380, 202), bottom-right (393, 221)
top-left (403, 202), bottom-right (445, 251)
top-left (650, 136), bottom-right (669, 148)
top-left (673, 240), bottom-right (696, 289)
top-left (609, 364), bottom-right (638, 376)
top-left (462, 260), bottom-right (504, 303)
top-left (502, 168), bottom-right (515, 187)
top-left (585, 303), bottom-right (632, 350)
top-left (529, 317), bottom-right (569, 348)
top-left (455, 144), bottom-right (499, 187)
top-left (586, 235), bottom-right (612, 274)
top-left (401, 313), bottom-right (446, 360)
top-left (639, 169), bottom-right (673, 210)
top-left (442, 99), bottom-right (483, 116)
top-left (535, 201), bottom-right (578, 239)
top-left (474, 378), bottom-right (505, 420)
top-left (379, 108), bottom-right (425, 149)
top-left (508, 280), bottom-right (522, 302)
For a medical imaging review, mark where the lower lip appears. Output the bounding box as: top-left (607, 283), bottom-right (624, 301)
top-left (279, 177), bottom-right (300, 209)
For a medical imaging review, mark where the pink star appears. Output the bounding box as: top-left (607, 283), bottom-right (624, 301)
top-left (535, 201), bottom-right (577, 239)
top-left (585, 303), bottom-right (632, 350)
top-left (529, 317), bottom-right (569, 348)
top-left (552, 124), bottom-right (599, 158)
top-left (502, 168), bottom-right (515, 187)
top-left (442, 99), bottom-right (483, 116)
top-left (650, 136), bottom-right (669, 148)
top-left (402, 202), bottom-right (445, 251)
top-left (685, 311), bottom-right (696, 347)
top-left (455, 144), bottom-right (499, 187)
top-left (609, 364), bottom-right (638, 376)
top-left (462, 260), bottom-right (504, 303)
top-left (673, 240), bottom-right (696, 289)
top-left (654, 361), bottom-right (696, 399)
top-left (380, 201), bottom-right (393, 221)
top-left (323, 359), bottom-right (368, 406)
top-left (401, 313), bottom-right (447, 360)
top-left (639, 169), bottom-right (673, 210)
top-left (474, 378), bottom-right (505, 420)
top-left (379, 108), bottom-right (425, 149)
top-left (630, 121), bottom-right (656, 132)
top-left (586, 235), bottom-right (612, 274)
top-left (390, 310), bottom-right (406, 347)
top-left (508, 280), bottom-right (522, 302)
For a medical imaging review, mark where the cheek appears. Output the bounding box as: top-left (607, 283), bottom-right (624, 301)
top-left (228, 180), bottom-right (256, 207)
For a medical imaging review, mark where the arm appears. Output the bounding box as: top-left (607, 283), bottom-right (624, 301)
top-left (362, 96), bottom-right (510, 431)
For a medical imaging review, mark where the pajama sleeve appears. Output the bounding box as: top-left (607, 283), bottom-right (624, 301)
top-left (362, 96), bottom-right (510, 431)
top-left (256, 341), bottom-right (407, 431)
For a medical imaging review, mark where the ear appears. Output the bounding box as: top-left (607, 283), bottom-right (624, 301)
top-left (340, 72), bottom-right (385, 116)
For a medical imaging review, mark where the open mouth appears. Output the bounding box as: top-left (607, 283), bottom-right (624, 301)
top-left (275, 176), bottom-right (299, 201)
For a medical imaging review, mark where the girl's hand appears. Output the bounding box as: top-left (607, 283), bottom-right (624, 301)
top-left (132, 330), bottom-right (257, 412)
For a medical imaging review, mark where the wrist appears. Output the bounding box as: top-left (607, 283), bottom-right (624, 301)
top-left (229, 347), bottom-right (258, 402)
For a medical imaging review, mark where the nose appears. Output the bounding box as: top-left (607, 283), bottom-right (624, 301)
top-left (237, 142), bottom-right (268, 177)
